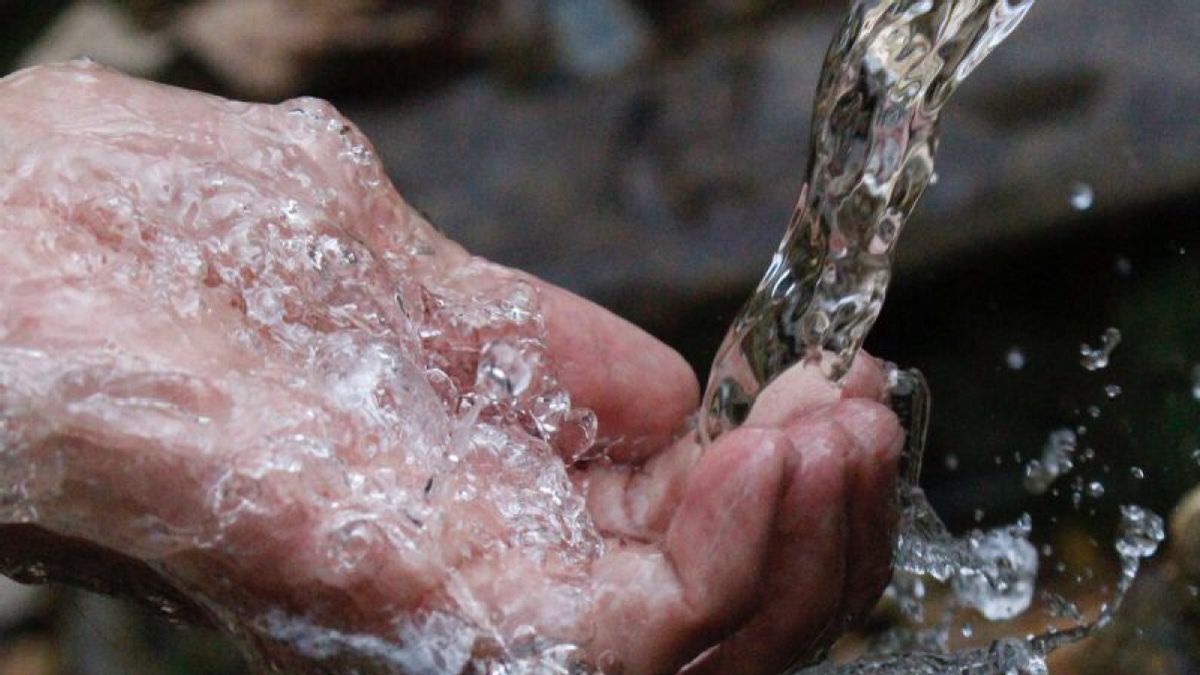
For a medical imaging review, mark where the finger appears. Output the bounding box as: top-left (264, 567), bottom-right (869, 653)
top-left (744, 352), bottom-right (887, 429)
top-left (584, 353), bottom-right (887, 542)
top-left (827, 398), bottom-right (904, 626)
top-left (585, 431), bottom-right (702, 541)
top-left (536, 280), bottom-right (699, 462)
top-left (683, 399), bottom-right (902, 675)
top-left (682, 418), bottom-right (852, 675)
top-left (589, 427), bottom-right (790, 675)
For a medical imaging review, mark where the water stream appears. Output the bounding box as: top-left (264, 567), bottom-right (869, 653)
top-left (698, 1), bottom-right (1167, 672)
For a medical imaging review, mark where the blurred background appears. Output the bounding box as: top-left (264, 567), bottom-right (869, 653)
top-left (0, 0), bottom-right (1197, 673)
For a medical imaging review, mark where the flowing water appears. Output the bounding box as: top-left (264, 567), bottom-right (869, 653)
top-left (701, 0), bottom-right (1035, 435)
top-left (698, 0), bottom-right (1167, 672)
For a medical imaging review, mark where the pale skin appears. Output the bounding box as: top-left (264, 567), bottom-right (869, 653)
top-left (0, 63), bottom-right (901, 674)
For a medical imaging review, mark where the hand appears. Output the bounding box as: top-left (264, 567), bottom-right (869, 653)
top-left (0, 62), bottom-right (901, 674)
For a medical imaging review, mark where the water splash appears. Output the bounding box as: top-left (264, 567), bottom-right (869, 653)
top-left (685, 0), bottom-right (1174, 672)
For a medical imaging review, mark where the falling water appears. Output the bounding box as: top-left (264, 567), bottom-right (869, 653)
top-left (702, 0), bottom-right (1035, 438)
top-left (694, 0), bottom-right (1167, 672)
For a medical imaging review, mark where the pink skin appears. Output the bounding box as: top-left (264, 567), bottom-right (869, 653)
top-left (0, 63), bottom-right (901, 674)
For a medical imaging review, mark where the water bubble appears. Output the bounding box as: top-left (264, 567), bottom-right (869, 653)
top-left (1191, 365), bottom-right (1200, 401)
top-left (1104, 384), bottom-right (1122, 399)
top-left (945, 453), bottom-right (961, 471)
top-left (329, 519), bottom-right (384, 572)
top-left (1129, 466), bottom-right (1145, 480)
top-left (554, 408), bottom-right (600, 462)
top-left (475, 339), bottom-right (536, 402)
top-left (1087, 481), bottom-right (1105, 498)
top-left (1191, 448), bottom-right (1200, 466)
top-left (1079, 328), bottom-right (1121, 371)
top-left (1068, 182), bottom-right (1094, 211)
top-left (529, 389), bottom-right (571, 438)
top-left (1006, 347), bottom-right (1026, 370)
top-left (1087, 405), bottom-right (1101, 419)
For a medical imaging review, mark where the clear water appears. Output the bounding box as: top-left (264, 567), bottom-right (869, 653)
top-left (702, 0), bottom-right (1036, 439)
top-left (693, 0), bottom-right (1167, 672)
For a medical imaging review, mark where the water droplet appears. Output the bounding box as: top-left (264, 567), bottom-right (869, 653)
top-left (1104, 384), bottom-right (1122, 399)
top-left (1087, 405), bottom-right (1101, 419)
top-left (475, 339), bottom-right (537, 402)
top-left (1024, 428), bottom-right (1076, 494)
top-left (1006, 347), bottom-right (1026, 370)
top-left (1113, 256), bottom-right (1132, 276)
top-left (554, 408), bottom-right (600, 462)
top-left (529, 389), bottom-right (571, 438)
top-left (961, 622), bottom-right (974, 638)
top-left (1069, 182), bottom-right (1094, 210)
top-left (1191, 365), bottom-right (1200, 401)
top-left (328, 519), bottom-right (384, 571)
top-left (952, 530), bottom-right (1038, 621)
top-left (1115, 505), bottom-right (1164, 559)
top-left (1191, 448), bottom-right (1200, 466)
top-left (945, 453), bottom-right (960, 471)
top-left (1087, 481), bottom-right (1105, 498)
top-left (1129, 466), bottom-right (1145, 480)
top-left (1042, 591), bottom-right (1083, 622)
top-left (1079, 328), bottom-right (1121, 371)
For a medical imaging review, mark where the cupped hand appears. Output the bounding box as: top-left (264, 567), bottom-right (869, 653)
top-left (0, 62), bottom-right (901, 674)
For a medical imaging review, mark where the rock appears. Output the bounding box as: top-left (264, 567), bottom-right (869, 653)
top-left (343, 0), bottom-right (1200, 327)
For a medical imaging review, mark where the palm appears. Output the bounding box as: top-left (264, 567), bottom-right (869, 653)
top-left (0, 62), bottom-right (901, 674)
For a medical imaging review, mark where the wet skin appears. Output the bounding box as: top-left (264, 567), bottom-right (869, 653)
top-left (0, 63), bottom-right (901, 674)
